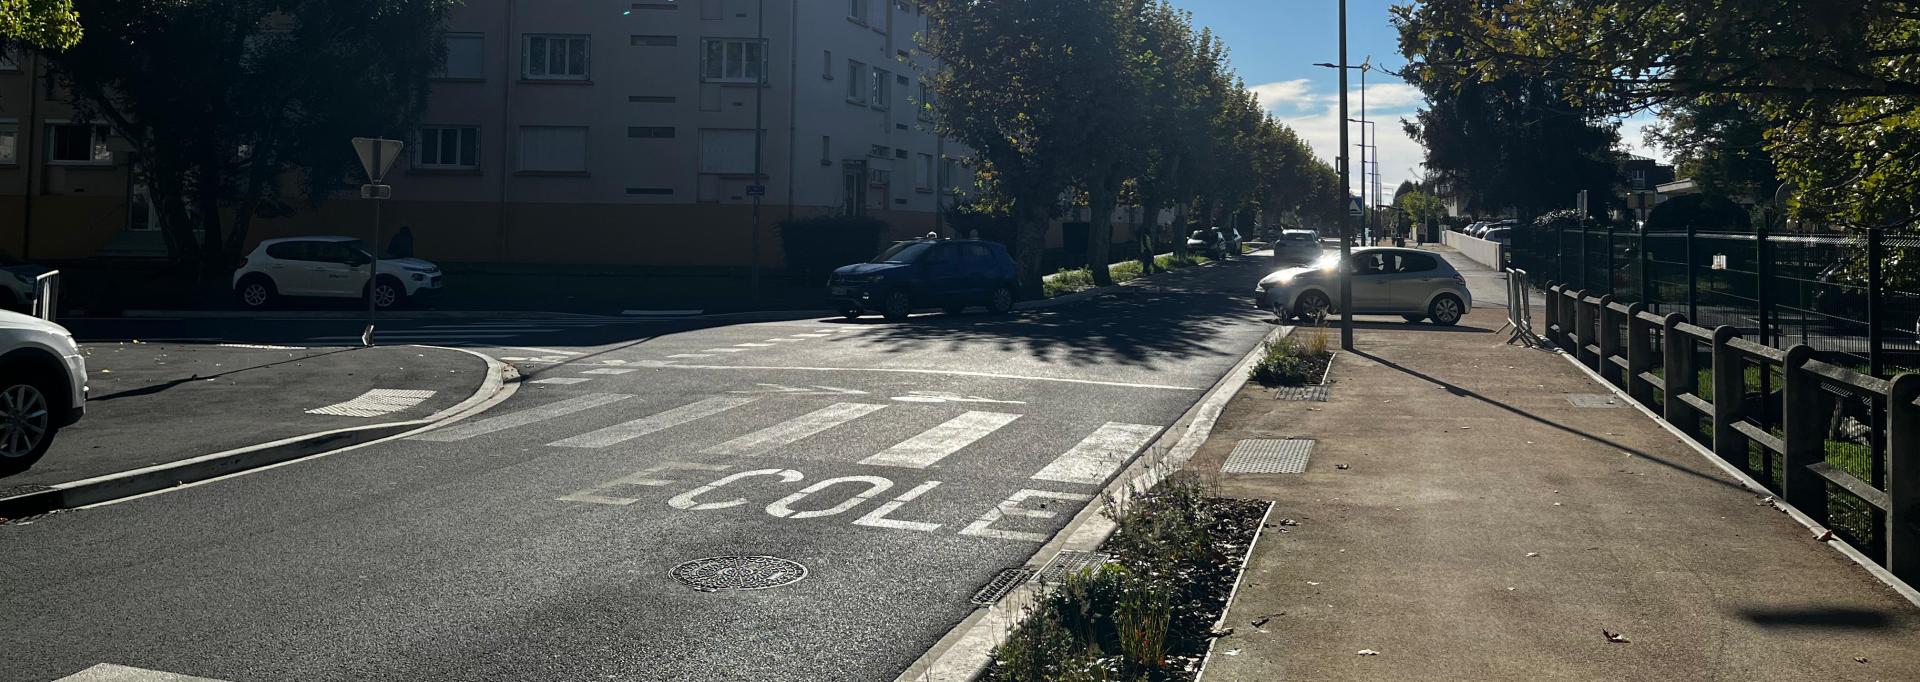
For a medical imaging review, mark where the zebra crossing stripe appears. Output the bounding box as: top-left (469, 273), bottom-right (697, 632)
top-left (57, 663), bottom-right (229, 681)
top-left (410, 393), bottom-right (632, 442)
top-left (1028, 422), bottom-right (1162, 485)
top-left (549, 396), bottom-right (758, 448)
top-left (702, 402), bottom-right (888, 456)
top-left (858, 411), bottom-right (1022, 469)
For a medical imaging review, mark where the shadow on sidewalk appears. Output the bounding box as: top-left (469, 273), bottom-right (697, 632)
top-left (1352, 348), bottom-right (1751, 493)
top-left (1738, 607), bottom-right (1902, 630)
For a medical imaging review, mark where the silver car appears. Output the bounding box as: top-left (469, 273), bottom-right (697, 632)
top-left (1254, 247), bottom-right (1473, 326)
top-left (1269, 229), bottom-right (1324, 265)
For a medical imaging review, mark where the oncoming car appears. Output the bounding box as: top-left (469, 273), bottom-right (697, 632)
top-left (1255, 248), bottom-right (1473, 326)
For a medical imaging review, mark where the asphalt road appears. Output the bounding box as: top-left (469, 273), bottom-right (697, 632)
top-left (2, 258), bottom-right (1274, 682)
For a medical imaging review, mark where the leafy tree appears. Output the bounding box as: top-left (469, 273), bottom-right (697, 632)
top-left (1644, 97), bottom-right (1779, 204)
top-left (1395, 188), bottom-right (1446, 233)
top-left (1, 0), bottom-right (81, 50)
top-left (1127, 3), bottom-right (1212, 264)
top-left (1392, 180), bottom-right (1417, 204)
top-left (44, 0), bottom-right (453, 272)
top-left (1067, 0), bottom-right (1150, 286)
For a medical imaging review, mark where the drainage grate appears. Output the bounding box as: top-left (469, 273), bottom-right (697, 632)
top-left (1035, 550), bottom-right (1112, 584)
top-left (307, 389), bottom-right (437, 417)
top-left (970, 568), bottom-right (1036, 606)
top-left (670, 556), bottom-right (808, 592)
top-left (1566, 394), bottom-right (1622, 408)
top-left (1272, 385), bottom-right (1330, 402)
top-left (1221, 439), bottom-right (1315, 474)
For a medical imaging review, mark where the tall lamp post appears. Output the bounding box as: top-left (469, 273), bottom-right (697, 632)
top-left (1350, 118), bottom-right (1375, 242)
top-left (1314, 31), bottom-right (1361, 350)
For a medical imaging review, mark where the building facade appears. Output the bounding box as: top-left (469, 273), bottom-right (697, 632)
top-left (0, 0), bottom-right (974, 270)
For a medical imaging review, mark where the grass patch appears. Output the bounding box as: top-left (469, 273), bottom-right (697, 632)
top-left (1249, 327), bottom-right (1333, 387)
top-left (985, 474), bottom-right (1268, 682)
top-left (1043, 254), bottom-right (1212, 298)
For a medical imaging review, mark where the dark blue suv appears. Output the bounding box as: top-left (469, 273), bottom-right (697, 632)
top-left (828, 238), bottom-right (1018, 321)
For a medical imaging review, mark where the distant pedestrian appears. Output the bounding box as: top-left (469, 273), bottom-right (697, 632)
top-left (388, 224), bottom-right (415, 259)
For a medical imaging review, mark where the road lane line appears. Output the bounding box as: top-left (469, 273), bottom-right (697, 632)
top-left (549, 396), bottom-right (758, 448)
top-left (735, 343), bottom-right (775, 347)
top-left (1029, 422), bottom-right (1164, 485)
top-left (503, 346), bottom-right (584, 356)
top-left (619, 363), bottom-right (1205, 391)
top-left (57, 663), bottom-right (229, 681)
top-left (530, 377), bottom-right (592, 385)
top-left (581, 368), bottom-right (638, 375)
top-left (409, 393), bottom-right (631, 442)
top-left (791, 333), bottom-right (831, 338)
top-left (702, 348), bottom-right (751, 353)
top-left (703, 402), bottom-right (888, 456)
top-left (859, 411), bottom-right (1022, 469)
top-left (667, 354), bottom-right (715, 359)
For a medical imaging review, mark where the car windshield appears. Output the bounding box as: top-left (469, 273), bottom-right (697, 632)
top-left (870, 241), bottom-right (934, 264)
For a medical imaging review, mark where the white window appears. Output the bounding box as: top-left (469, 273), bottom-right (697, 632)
top-left (870, 67), bottom-right (890, 110)
top-left (439, 33), bottom-right (484, 79)
top-left (699, 129), bottom-right (758, 174)
top-left (416, 125), bottom-right (479, 169)
top-left (848, 0), bottom-right (867, 22)
top-left (523, 34), bottom-right (589, 80)
top-left (701, 38), bottom-right (766, 83)
top-left (0, 119), bottom-right (16, 165)
top-left (916, 153), bottom-right (933, 191)
top-left (46, 122), bottom-right (112, 165)
top-left (518, 125), bottom-right (588, 172)
top-left (846, 60), bottom-right (866, 102)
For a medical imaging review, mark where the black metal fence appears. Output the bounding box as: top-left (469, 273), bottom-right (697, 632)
top-left (1512, 221), bottom-right (1920, 378)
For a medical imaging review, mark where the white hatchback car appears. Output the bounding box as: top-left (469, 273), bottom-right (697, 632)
top-left (1255, 247), bottom-right (1474, 326)
top-left (0, 309), bottom-right (86, 466)
top-left (232, 236), bottom-right (442, 310)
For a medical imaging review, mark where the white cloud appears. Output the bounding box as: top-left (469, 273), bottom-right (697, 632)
top-left (1253, 79), bottom-right (1429, 200)
top-left (1249, 79), bottom-right (1317, 112)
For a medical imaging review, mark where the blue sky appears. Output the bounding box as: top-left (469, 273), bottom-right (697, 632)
top-left (1176, 0), bottom-right (1665, 199)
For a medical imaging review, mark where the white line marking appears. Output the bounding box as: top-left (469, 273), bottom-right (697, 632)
top-left (502, 346), bottom-right (583, 356)
top-left (333, 329), bottom-right (548, 336)
top-left (702, 348), bottom-right (751, 353)
top-left (307, 334), bottom-right (522, 342)
top-left (530, 377), bottom-right (592, 385)
top-left (638, 364), bottom-right (1204, 391)
top-left (859, 411), bottom-right (1022, 469)
top-left (216, 343), bottom-right (307, 350)
top-left (959, 489), bottom-right (1095, 542)
top-left (703, 402), bottom-right (888, 455)
top-left (57, 663), bottom-right (229, 681)
top-left (1029, 422), bottom-right (1164, 485)
top-left (410, 393), bottom-right (631, 442)
top-left (559, 462), bottom-right (730, 505)
top-left (854, 480), bottom-right (944, 532)
top-left (767, 338), bottom-right (804, 342)
top-left (667, 354), bottom-right (715, 359)
top-left (549, 396), bottom-right (758, 448)
top-left (790, 333), bottom-right (831, 338)
top-left (735, 343), bottom-right (775, 347)
top-left (581, 368), bottom-right (637, 375)
top-left (305, 389), bottom-right (438, 417)
top-left (765, 475), bottom-right (894, 519)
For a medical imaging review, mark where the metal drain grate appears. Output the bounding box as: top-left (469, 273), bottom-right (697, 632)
top-left (1035, 550), bottom-right (1112, 584)
top-left (1566, 394), bottom-right (1622, 408)
top-left (1221, 439), bottom-right (1315, 474)
top-left (670, 556), bottom-right (808, 592)
top-left (970, 568), bottom-right (1036, 606)
top-left (1272, 385), bottom-right (1330, 401)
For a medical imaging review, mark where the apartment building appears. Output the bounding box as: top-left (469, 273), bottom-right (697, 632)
top-left (0, 0), bottom-right (973, 270)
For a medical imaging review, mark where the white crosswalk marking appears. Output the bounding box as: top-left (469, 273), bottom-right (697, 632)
top-left (736, 343), bottom-right (774, 347)
top-left (305, 389), bottom-right (436, 417)
top-left (549, 396), bottom-right (758, 448)
top-left (702, 402), bottom-right (888, 456)
top-left (530, 377), bottom-right (592, 385)
top-left (582, 368), bottom-right (637, 375)
top-left (1029, 422), bottom-right (1162, 485)
top-left (411, 393), bottom-right (632, 442)
top-left (702, 348), bottom-right (751, 353)
top-left (667, 354), bottom-right (714, 359)
top-left (858, 411), bottom-right (1022, 469)
top-left (57, 664), bottom-right (229, 681)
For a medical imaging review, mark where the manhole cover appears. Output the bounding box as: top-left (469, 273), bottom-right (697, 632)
top-left (670, 556), bottom-right (808, 592)
top-left (970, 568), bottom-right (1036, 606)
top-left (1566, 394), bottom-right (1622, 408)
top-left (1272, 385), bottom-right (1329, 402)
top-left (1222, 439), bottom-right (1315, 474)
top-left (1036, 550), bottom-right (1112, 584)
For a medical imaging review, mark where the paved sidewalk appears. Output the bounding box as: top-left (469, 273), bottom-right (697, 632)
top-left (1190, 305), bottom-right (1920, 681)
top-left (1, 343), bottom-right (486, 493)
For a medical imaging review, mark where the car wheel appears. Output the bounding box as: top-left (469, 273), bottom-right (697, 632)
top-left (987, 285), bottom-right (1015, 315)
top-left (371, 277), bottom-right (405, 310)
top-left (0, 364), bottom-right (58, 468)
top-left (840, 307), bottom-right (862, 321)
top-left (1401, 314), bottom-right (1427, 323)
top-left (882, 290), bottom-right (912, 321)
top-left (236, 276), bottom-right (277, 309)
top-left (1294, 290), bottom-right (1332, 321)
top-left (1428, 295), bottom-right (1464, 326)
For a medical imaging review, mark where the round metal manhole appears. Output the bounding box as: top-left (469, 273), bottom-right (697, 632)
top-left (671, 556), bottom-right (808, 592)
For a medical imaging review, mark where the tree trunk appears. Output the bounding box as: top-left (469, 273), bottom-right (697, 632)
top-left (1138, 196), bottom-right (1161, 273)
top-left (1171, 203), bottom-right (1190, 259)
top-left (196, 171), bottom-right (226, 280)
top-left (1087, 184), bottom-right (1116, 286)
top-left (225, 154), bottom-right (273, 263)
top-left (151, 174), bottom-right (200, 266)
top-left (1013, 197), bottom-right (1050, 300)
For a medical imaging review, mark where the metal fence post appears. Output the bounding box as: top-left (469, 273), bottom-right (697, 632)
top-left (1664, 313), bottom-right (1697, 440)
top-left (1598, 294), bottom-right (1620, 384)
top-left (1712, 325), bottom-right (1745, 465)
top-left (1546, 284), bottom-right (1562, 345)
top-left (1887, 372), bottom-right (1919, 584)
top-left (1627, 303), bottom-right (1652, 405)
top-left (1639, 223), bottom-right (1653, 310)
top-left (1756, 223), bottom-right (1772, 348)
top-left (1606, 221), bottom-right (1618, 298)
top-left (1686, 222), bottom-right (1700, 323)
top-left (1579, 220), bottom-right (1590, 292)
top-left (1781, 345), bottom-right (1828, 518)
top-left (1868, 227), bottom-right (1885, 377)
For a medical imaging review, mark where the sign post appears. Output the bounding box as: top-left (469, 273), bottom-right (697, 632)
top-left (352, 137), bottom-right (403, 347)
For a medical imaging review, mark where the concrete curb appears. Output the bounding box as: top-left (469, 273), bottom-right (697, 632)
top-left (892, 321), bottom-right (1288, 682)
top-left (1550, 350), bottom-right (1920, 609)
top-left (0, 346), bottom-right (513, 520)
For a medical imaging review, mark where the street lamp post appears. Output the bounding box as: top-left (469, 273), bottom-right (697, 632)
top-left (1350, 118), bottom-right (1375, 242)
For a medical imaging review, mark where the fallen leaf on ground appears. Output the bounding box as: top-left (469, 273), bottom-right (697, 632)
top-left (1223, 648), bottom-right (1242, 656)
top-left (1553, 502), bottom-right (1563, 506)
top-left (1356, 649), bottom-right (1380, 656)
top-left (1251, 616), bottom-right (1273, 627)
top-left (1279, 518), bottom-right (1299, 526)
top-left (1526, 552), bottom-right (1540, 557)
top-left (1603, 630), bottom-right (1630, 643)
top-left (1306, 581), bottom-right (1320, 586)
top-left (1209, 627), bottom-right (1235, 638)
top-left (1335, 464), bottom-right (1349, 470)
top-left (1855, 657), bottom-right (1869, 664)
top-left (1756, 496), bottom-right (1775, 506)
top-left (1460, 426), bottom-right (1471, 430)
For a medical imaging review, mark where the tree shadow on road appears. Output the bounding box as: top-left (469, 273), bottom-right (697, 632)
top-left (833, 259), bottom-right (1272, 369)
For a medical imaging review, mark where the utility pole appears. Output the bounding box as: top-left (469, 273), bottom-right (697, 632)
top-left (749, 0), bottom-right (767, 305)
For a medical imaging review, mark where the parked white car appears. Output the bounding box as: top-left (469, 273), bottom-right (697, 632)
top-left (1255, 247), bottom-right (1474, 326)
top-left (0, 309), bottom-right (86, 466)
top-left (232, 236), bottom-right (442, 310)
